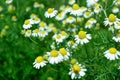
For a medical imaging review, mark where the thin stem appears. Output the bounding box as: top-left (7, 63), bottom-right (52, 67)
top-left (29, 37), bottom-right (38, 44)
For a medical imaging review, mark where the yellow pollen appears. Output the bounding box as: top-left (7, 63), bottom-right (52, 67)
top-left (58, 13), bottom-right (62, 17)
top-left (59, 48), bottom-right (67, 56)
top-left (50, 50), bottom-right (58, 57)
top-left (117, 33), bottom-right (120, 37)
top-left (108, 14), bottom-right (116, 22)
top-left (78, 31), bottom-right (86, 39)
top-left (86, 21), bottom-right (91, 25)
top-left (90, 18), bottom-right (95, 21)
top-left (40, 21), bottom-right (45, 27)
top-left (109, 48), bottom-right (117, 54)
top-left (117, 22), bottom-right (120, 26)
top-left (56, 34), bottom-right (61, 39)
top-left (61, 31), bottom-right (67, 36)
top-left (69, 40), bottom-right (74, 45)
top-left (72, 64), bottom-right (81, 73)
top-left (24, 20), bottom-right (30, 25)
top-left (34, 17), bottom-right (39, 21)
top-left (35, 56), bottom-right (43, 63)
top-left (68, 16), bottom-right (73, 20)
top-left (26, 29), bottom-right (31, 33)
top-left (71, 59), bottom-right (77, 64)
top-left (85, 11), bottom-right (90, 16)
top-left (34, 29), bottom-right (39, 33)
top-left (47, 8), bottom-right (53, 13)
top-left (41, 31), bottom-right (45, 34)
top-left (72, 4), bottom-right (79, 10)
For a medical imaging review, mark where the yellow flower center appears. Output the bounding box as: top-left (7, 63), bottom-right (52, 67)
top-left (59, 48), bottom-right (67, 56)
top-left (50, 50), bottom-right (58, 57)
top-left (58, 13), bottom-right (62, 17)
top-left (40, 21), bottom-right (45, 27)
top-left (35, 56), bottom-right (43, 63)
top-left (108, 14), bottom-right (116, 22)
top-left (24, 20), bottom-right (30, 25)
top-left (33, 29), bottom-right (39, 33)
top-left (86, 21), bottom-right (91, 26)
top-left (68, 16), bottom-right (73, 20)
top-left (117, 22), bottom-right (120, 26)
top-left (34, 17), bottom-right (39, 21)
top-left (78, 31), bottom-right (86, 39)
top-left (109, 48), bottom-right (117, 54)
top-left (26, 29), bottom-right (31, 33)
top-left (41, 31), bottom-right (45, 34)
top-left (72, 64), bottom-right (81, 73)
top-left (56, 34), bottom-right (61, 39)
top-left (117, 33), bottom-right (120, 37)
top-left (47, 8), bottom-right (53, 13)
top-left (61, 31), bottom-right (67, 36)
top-left (72, 4), bottom-right (79, 10)
top-left (85, 11), bottom-right (90, 16)
top-left (69, 40), bottom-right (74, 45)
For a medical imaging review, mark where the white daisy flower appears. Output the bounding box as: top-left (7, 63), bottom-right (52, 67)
top-left (94, 6), bottom-right (101, 14)
top-left (69, 63), bottom-right (87, 80)
top-left (75, 30), bottom-right (92, 45)
top-left (68, 0), bottom-right (76, 5)
top-left (45, 8), bottom-right (58, 18)
top-left (32, 17), bottom-right (40, 24)
top-left (88, 18), bottom-right (97, 24)
top-left (46, 23), bottom-right (54, 32)
top-left (70, 4), bottom-right (83, 16)
top-left (64, 5), bottom-right (72, 13)
top-left (33, 2), bottom-right (40, 8)
top-left (59, 48), bottom-right (70, 60)
top-left (114, 22), bottom-right (120, 29)
top-left (112, 6), bottom-right (119, 14)
top-left (80, 6), bottom-right (87, 13)
top-left (25, 29), bottom-right (31, 37)
top-left (47, 50), bottom-right (63, 64)
top-left (33, 56), bottom-right (47, 69)
top-left (61, 31), bottom-right (68, 39)
top-left (23, 19), bottom-right (33, 29)
top-left (30, 13), bottom-right (37, 19)
top-left (53, 34), bottom-right (64, 43)
top-left (32, 29), bottom-right (40, 37)
top-left (113, 31), bottom-right (120, 42)
top-left (86, 0), bottom-right (98, 7)
top-left (104, 14), bottom-right (120, 26)
top-left (104, 47), bottom-right (120, 60)
top-left (83, 10), bottom-right (93, 18)
top-left (66, 16), bottom-right (76, 24)
top-left (39, 21), bottom-right (47, 31)
top-left (38, 30), bottom-right (48, 38)
top-left (55, 12), bottom-right (66, 21)
top-left (85, 21), bottom-right (93, 29)
top-left (5, 0), bottom-right (13, 4)
top-left (67, 40), bottom-right (77, 48)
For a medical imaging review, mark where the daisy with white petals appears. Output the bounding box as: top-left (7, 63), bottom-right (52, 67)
top-left (70, 4), bottom-right (82, 16)
top-left (25, 29), bottom-right (31, 37)
top-left (104, 14), bottom-right (120, 26)
top-left (5, 0), bottom-right (13, 4)
top-left (33, 56), bottom-right (47, 69)
top-left (45, 8), bottom-right (58, 18)
top-left (47, 50), bottom-right (63, 64)
top-left (68, 0), bottom-right (75, 5)
top-left (23, 19), bottom-right (33, 29)
top-left (59, 48), bottom-right (70, 60)
top-left (75, 30), bottom-right (91, 45)
top-left (113, 30), bottom-right (120, 42)
top-left (53, 34), bottom-right (64, 43)
top-left (104, 47), bottom-right (120, 60)
top-left (66, 16), bottom-right (75, 24)
top-left (69, 63), bottom-right (87, 80)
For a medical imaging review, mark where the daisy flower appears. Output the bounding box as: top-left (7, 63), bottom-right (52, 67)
top-left (55, 12), bottom-right (66, 21)
top-left (104, 14), bottom-right (120, 26)
top-left (59, 48), bottom-right (70, 60)
top-left (94, 6), bottom-right (101, 14)
top-left (64, 5), bottom-right (72, 13)
top-left (68, 0), bottom-right (76, 5)
top-left (112, 6), bottom-right (119, 13)
top-left (23, 19), bottom-right (32, 29)
top-left (5, 0), bottom-right (13, 4)
top-left (53, 34), bottom-right (64, 43)
top-left (33, 2), bottom-right (40, 8)
top-left (114, 22), bottom-right (120, 29)
top-left (30, 13), bottom-right (37, 19)
top-left (39, 21), bottom-right (47, 31)
top-left (44, 8), bottom-right (58, 18)
top-left (104, 47), bottom-right (120, 60)
top-left (112, 31), bottom-right (120, 42)
top-left (32, 29), bottom-right (40, 37)
top-left (47, 50), bottom-right (63, 64)
top-left (86, 0), bottom-right (98, 7)
top-left (25, 29), bottom-right (31, 37)
top-left (75, 30), bottom-right (91, 45)
top-left (69, 63), bottom-right (87, 80)
top-left (32, 17), bottom-right (40, 24)
top-left (83, 10), bottom-right (93, 18)
top-left (114, 0), bottom-right (120, 5)
top-left (66, 16), bottom-right (75, 24)
top-left (38, 30), bottom-right (48, 38)
top-left (70, 4), bottom-right (82, 16)
top-left (33, 56), bottom-right (47, 69)
top-left (85, 21), bottom-right (93, 29)
top-left (61, 31), bottom-right (68, 39)
top-left (67, 40), bottom-right (77, 48)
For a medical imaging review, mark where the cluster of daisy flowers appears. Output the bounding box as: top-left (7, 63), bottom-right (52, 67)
top-left (21, 0), bottom-right (120, 79)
